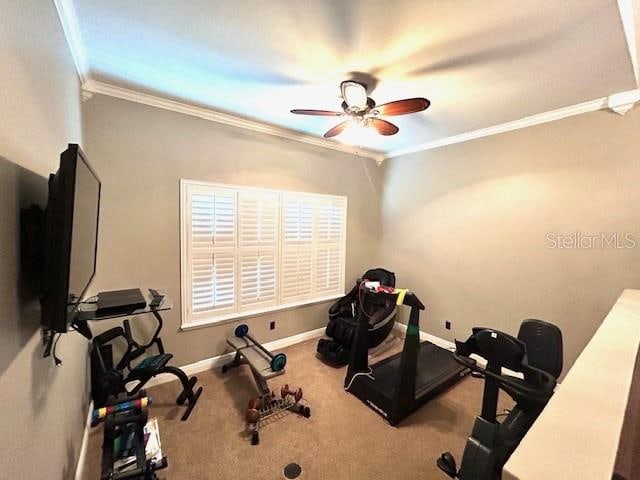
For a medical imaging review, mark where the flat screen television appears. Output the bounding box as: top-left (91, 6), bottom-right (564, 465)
top-left (41, 144), bottom-right (101, 334)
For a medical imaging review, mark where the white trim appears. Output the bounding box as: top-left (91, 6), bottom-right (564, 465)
top-left (78, 81), bottom-right (640, 161)
top-left (617, 0), bottom-right (639, 86)
top-left (53, 0), bottom-right (89, 83)
top-left (180, 179), bottom-right (347, 329)
top-left (392, 322), bottom-right (455, 350)
top-left (74, 400), bottom-right (93, 480)
top-left (82, 80), bottom-right (384, 162)
top-left (385, 89), bottom-right (640, 158)
top-left (144, 326), bottom-right (326, 388)
top-left (180, 178), bottom-right (348, 201)
top-left (180, 293), bottom-right (342, 331)
top-left (607, 89), bottom-right (640, 114)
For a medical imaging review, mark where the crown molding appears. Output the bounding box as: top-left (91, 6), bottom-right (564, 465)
top-left (54, 0), bottom-right (638, 165)
top-left (81, 80), bottom-right (384, 163)
top-left (53, 0), bottom-right (89, 83)
top-left (80, 81), bottom-right (640, 163)
top-left (386, 89), bottom-right (640, 159)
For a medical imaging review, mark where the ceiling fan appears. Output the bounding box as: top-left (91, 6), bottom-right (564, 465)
top-left (291, 80), bottom-right (430, 138)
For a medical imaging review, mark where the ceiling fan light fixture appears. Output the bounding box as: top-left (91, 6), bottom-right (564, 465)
top-left (291, 80), bottom-right (430, 140)
top-left (341, 81), bottom-right (368, 110)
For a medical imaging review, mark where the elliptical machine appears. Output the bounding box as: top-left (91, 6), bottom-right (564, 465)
top-left (437, 319), bottom-right (563, 480)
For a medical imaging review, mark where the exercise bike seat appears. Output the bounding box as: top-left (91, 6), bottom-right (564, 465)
top-left (128, 353), bottom-right (173, 381)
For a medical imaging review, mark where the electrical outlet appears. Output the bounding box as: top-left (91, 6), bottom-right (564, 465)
top-left (445, 321), bottom-right (451, 330)
top-left (270, 321), bottom-right (276, 330)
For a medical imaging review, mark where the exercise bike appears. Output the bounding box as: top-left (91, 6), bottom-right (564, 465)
top-left (90, 300), bottom-right (203, 421)
top-left (437, 319), bottom-right (563, 480)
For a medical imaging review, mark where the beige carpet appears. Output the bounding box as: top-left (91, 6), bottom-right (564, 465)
top-left (85, 337), bottom-right (510, 479)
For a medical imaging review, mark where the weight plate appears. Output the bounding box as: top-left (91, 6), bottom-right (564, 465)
top-left (234, 324), bottom-right (249, 337)
top-left (271, 353), bottom-right (287, 372)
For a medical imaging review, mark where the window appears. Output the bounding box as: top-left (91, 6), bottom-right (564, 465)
top-left (180, 180), bottom-right (347, 328)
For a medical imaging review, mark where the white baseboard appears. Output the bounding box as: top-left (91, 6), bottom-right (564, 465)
top-left (144, 326), bottom-right (326, 388)
top-left (393, 322), bottom-right (455, 350)
top-left (74, 400), bottom-right (94, 480)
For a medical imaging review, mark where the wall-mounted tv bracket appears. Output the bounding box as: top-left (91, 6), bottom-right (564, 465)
top-left (19, 204), bottom-right (54, 358)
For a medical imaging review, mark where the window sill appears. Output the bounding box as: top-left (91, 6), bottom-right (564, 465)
top-left (180, 293), bottom-right (344, 331)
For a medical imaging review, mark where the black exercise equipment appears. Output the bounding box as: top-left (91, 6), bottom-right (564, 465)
top-left (100, 402), bottom-right (167, 480)
top-left (90, 300), bottom-right (202, 421)
top-left (317, 268), bottom-right (398, 365)
top-left (437, 319), bottom-right (563, 480)
top-left (344, 286), bottom-right (469, 425)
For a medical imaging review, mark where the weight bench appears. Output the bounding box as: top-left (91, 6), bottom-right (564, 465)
top-left (222, 335), bottom-right (285, 397)
top-left (222, 325), bottom-right (310, 445)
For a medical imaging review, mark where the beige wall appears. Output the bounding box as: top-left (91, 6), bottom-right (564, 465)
top-left (380, 107), bottom-right (640, 371)
top-left (0, 1), bottom-right (88, 479)
top-left (83, 92), bottom-right (640, 374)
top-left (82, 94), bottom-right (383, 366)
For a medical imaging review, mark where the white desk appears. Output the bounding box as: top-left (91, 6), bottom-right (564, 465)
top-left (503, 289), bottom-right (640, 480)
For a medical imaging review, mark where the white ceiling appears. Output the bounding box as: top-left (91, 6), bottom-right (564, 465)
top-left (71, 0), bottom-right (637, 153)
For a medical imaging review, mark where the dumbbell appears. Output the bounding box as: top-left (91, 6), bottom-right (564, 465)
top-left (246, 397), bottom-right (263, 424)
top-left (235, 324), bottom-right (287, 372)
top-left (295, 404), bottom-right (311, 418)
top-left (280, 384), bottom-right (303, 402)
top-left (245, 408), bottom-right (260, 424)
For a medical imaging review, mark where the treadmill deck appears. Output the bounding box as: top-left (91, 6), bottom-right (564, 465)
top-left (367, 340), bottom-right (468, 399)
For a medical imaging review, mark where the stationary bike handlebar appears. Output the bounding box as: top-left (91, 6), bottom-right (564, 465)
top-left (452, 352), bottom-right (556, 402)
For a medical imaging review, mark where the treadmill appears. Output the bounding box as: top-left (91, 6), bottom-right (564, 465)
top-left (344, 288), bottom-right (470, 425)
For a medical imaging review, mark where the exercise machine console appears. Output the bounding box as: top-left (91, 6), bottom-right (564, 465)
top-left (437, 319), bottom-right (563, 480)
top-left (344, 286), bottom-right (469, 425)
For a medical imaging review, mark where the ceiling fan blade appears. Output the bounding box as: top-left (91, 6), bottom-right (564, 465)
top-left (370, 118), bottom-right (399, 136)
top-left (376, 98), bottom-right (430, 116)
top-left (323, 121), bottom-right (350, 138)
top-left (290, 109), bottom-right (343, 116)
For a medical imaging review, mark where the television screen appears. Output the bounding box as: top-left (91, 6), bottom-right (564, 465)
top-left (68, 151), bottom-right (100, 305)
top-left (41, 144), bottom-right (101, 333)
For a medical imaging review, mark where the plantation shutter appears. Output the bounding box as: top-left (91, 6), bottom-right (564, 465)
top-left (181, 180), bottom-right (347, 327)
top-left (238, 191), bottom-right (279, 309)
top-left (280, 195), bottom-right (315, 303)
top-left (315, 197), bottom-right (346, 294)
top-left (188, 186), bottom-right (236, 316)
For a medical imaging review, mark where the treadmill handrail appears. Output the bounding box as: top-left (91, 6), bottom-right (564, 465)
top-left (363, 289), bottom-right (425, 310)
